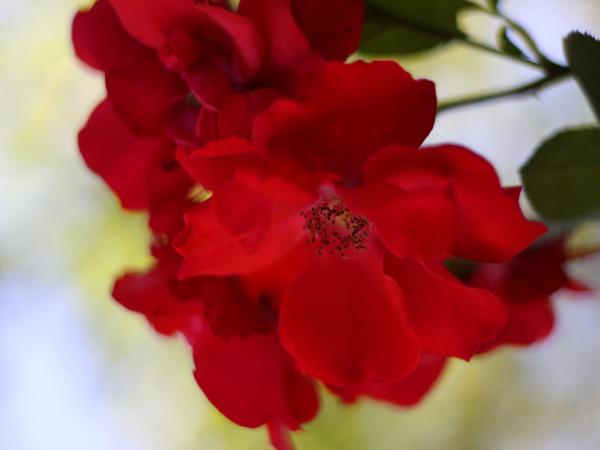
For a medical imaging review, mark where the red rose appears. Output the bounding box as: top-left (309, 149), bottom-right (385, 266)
top-left (176, 60), bottom-right (546, 386)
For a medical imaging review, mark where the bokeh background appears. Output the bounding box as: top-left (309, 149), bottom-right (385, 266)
top-left (2, 1), bottom-right (600, 449)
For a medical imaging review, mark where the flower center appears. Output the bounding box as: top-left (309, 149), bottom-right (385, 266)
top-left (301, 197), bottom-right (369, 256)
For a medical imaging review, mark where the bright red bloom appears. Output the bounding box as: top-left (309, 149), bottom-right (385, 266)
top-left (176, 60), bottom-right (546, 387)
top-left (73, 3), bottom-right (557, 447)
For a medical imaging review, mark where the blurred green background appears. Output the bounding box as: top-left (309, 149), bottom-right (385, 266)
top-left (1, 1), bottom-right (600, 449)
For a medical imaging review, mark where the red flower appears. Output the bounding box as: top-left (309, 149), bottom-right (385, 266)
top-left (176, 60), bottom-right (546, 387)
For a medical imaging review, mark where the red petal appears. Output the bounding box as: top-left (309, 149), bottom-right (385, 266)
top-left (109, 0), bottom-right (263, 80)
top-left (147, 158), bottom-right (193, 238)
top-left (198, 277), bottom-right (277, 339)
top-left (177, 137), bottom-right (260, 191)
top-left (213, 179), bottom-right (273, 253)
top-left (185, 65), bottom-right (234, 111)
top-left (106, 56), bottom-right (187, 134)
top-left (174, 195), bottom-right (303, 276)
top-left (72, 0), bottom-right (150, 72)
top-left (362, 145), bottom-right (450, 191)
top-left (280, 248), bottom-right (420, 386)
top-left (78, 100), bottom-right (164, 209)
top-left (329, 354), bottom-right (446, 407)
top-left (290, 0), bottom-right (364, 60)
top-left (112, 262), bottom-right (203, 339)
top-left (193, 328), bottom-right (319, 429)
top-left (386, 257), bottom-right (507, 360)
top-left (424, 145), bottom-right (546, 262)
top-left (451, 184), bottom-right (547, 262)
top-left (345, 181), bottom-right (454, 259)
top-left (238, 0), bottom-right (310, 70)
top-left (479, 298), bottom-right (555, 352)
top-left (470, 239), bottom-right (568, 300)
top-left (219, 89), bottom-right (280, 139)
top-left (254, 61), bottom-right (436, 182)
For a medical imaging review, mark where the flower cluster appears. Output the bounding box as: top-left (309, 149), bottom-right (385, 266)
top-left (73, 1), bottom-right (567, 447)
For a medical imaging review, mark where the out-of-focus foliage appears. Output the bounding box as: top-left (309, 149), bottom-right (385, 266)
top-left (497, 26), bottom-right (527, 58)
top-left (520, 32), bottom-right (600, 222)
top-left (360, 0), bottom-right (466, 55)
top-left (565, 32), bottom-right (600, 122)
top-left (521, 128), bottom-right (600, 221)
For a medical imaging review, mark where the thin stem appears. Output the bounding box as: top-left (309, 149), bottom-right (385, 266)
top-left (457, 35), bottom-right (542, 68)
top-left (465, 0), bottom-right (562, 70)
top-left (438, 68), bottom-right (570, 113)
top-left (267, 422), bottom-right (295, 450)
top-left (367, 8), bottom-right (544, 69)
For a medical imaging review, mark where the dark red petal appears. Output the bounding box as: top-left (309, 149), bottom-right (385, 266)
top-left (78, 100), bottom-right (163, 209)
top-left (109, 0), bottom-right (263, 80)
top-left (254, 61), bottom-right (436, 181)
top-left (470, 239), bottom-right (568, 300)
top-left (219, 89), bottom-right (280, 139)
top-left (280, 248), bottom-right (420, 386)
top-left (329, 354), bottom-right (446, 407)
top-left (72, 0), bottom-right (150, 72)
top-left (174, 196), bottom-right (303, 276)
top-left (112, 264), bottom-right (203, 339)
top-left (147, 159), bottom-right (193, 238)
top-left (199, 277), bottom-right (277, 339)
top-left (238, 0), bottom-right (310, 70)
top-left (106, 56), bottom-right (187, 134)
top-left (479, 298), bottom-right (555, 352)
top-left (185, 65), bottom-right (234, 111)
top-left (290, 0), bottom-right (364, 61)
top-left (386, 257), bottom-right (507, 360)
top-left (193, 328), bottom-right (319, 429)
top-left (345, 181), bottom-right (454, 259)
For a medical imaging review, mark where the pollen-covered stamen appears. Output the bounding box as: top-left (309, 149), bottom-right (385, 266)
top-left (301, 197), bottom-right (369, 256)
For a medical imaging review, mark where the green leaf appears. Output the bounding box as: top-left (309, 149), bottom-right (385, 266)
top-left (497, 26), bottom-right (526, 58)
top-left (521, 127), bottom-right (600, 221)
top-left (565, 32), bottom-right (600, 122)
top-left (486, 0), bottom-right (499, 11)
top-left (360, 0), bottom-right (467, 56)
